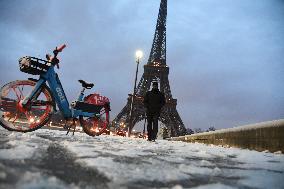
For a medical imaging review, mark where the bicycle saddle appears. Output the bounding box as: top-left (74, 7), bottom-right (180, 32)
top-left (78, 80), bottom-right (94, 89)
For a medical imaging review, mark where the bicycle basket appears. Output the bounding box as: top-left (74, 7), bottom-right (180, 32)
top-left (19, 56), bottom-right (50, 75)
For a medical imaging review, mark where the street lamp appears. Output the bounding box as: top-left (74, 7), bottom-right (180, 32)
top-left (135, 50), bottom-right (143, 60)
top-left (128, 50), bottom-right (143, 137)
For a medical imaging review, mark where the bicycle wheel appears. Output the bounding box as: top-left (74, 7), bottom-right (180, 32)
top-left (0, 80), bottom-right (53, 132)
top-left (79, 104), bottom-right (110, 136)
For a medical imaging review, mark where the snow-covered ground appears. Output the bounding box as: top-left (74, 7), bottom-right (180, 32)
top-left (0, 128), bottom-right (283, 189)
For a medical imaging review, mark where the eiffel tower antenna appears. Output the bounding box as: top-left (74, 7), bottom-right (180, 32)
top-left (113, 0), bottom-right (187, 137)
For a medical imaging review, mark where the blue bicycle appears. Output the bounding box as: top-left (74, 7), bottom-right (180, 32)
top-left (0, 44), bottom-right (110, 136)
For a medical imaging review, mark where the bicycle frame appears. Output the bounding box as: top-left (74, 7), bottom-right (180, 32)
top-left (21, 64), bottom-right (95, 119)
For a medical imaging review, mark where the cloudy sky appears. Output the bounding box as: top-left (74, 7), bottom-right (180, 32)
top-left (0, 0), bottom-right (283, 130)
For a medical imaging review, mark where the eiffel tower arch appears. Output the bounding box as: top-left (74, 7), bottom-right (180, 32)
top-left (113, 0), bottom-right (187, 137)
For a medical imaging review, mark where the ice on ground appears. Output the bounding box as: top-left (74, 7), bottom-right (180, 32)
top-left (0, 128), bottom-right (283, 189)
top-left (191, 183), bottom-right (236, 189)
top-left (17, 171), bottom-right (78, 189)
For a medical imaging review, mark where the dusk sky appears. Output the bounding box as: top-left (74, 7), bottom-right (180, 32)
top-left (0, 0), bottom-right (283, 131)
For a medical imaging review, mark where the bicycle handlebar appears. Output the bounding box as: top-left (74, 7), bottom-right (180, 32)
top-left (57, 44), bottom-right (66, 52)
top-left (51, 44), bottom-right (66, 68)
top-left (53, 44), bottom-right (66, 57)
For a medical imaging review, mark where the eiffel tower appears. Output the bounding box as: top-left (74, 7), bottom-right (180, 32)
top-left (113, 0), bottom-right (187, 137)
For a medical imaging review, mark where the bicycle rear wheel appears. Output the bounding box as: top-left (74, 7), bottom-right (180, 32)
top-left (0, 80), bottom-right (53, 132)
top-left (79, 104), bottom-right (110, 136)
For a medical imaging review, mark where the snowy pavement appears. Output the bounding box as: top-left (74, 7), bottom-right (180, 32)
top-left (0, 128), bottom-right (283, 189)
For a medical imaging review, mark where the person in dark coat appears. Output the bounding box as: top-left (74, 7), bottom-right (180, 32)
top-left (143, 82), bottom-right (165, 141)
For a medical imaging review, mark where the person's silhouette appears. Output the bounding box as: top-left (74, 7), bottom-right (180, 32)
top-left (143, 82), bottom-right (165, 141)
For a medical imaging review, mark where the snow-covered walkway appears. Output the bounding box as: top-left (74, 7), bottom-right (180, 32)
top-left (0, 128), bottom-right (283, 189)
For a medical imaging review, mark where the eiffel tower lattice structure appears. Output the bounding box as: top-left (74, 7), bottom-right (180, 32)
top-left (113, 0), bottom-right (187, 137)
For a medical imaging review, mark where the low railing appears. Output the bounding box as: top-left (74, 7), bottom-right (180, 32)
top-left (170, 119), bottom-right (284, 153)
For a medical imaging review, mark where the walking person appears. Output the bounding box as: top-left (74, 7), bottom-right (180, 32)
top-left (143, 81), bottom-right (165, 141)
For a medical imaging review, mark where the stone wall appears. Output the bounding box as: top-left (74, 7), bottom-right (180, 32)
top-left (170, 119), bottom-right (284, 153)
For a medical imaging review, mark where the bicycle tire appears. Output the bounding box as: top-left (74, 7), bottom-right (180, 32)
top-left (0, 80), bottom-right (54, 132)
top-left (79, 104), bottom-right (110, 136)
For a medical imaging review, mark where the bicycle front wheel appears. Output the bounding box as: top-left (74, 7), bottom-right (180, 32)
top-left (0, 80), bottom-right (53, 132)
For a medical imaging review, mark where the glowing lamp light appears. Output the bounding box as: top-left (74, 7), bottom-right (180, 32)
top-left (29, 118), bottom-right (35, 123)
top-left (135, 50), bottom-right (143, 60)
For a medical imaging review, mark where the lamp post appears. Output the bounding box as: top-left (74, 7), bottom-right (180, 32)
top-left (128, 50), bottom-right (143, 137)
